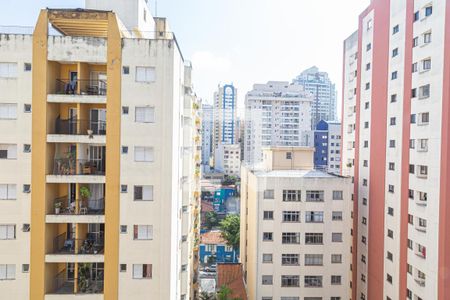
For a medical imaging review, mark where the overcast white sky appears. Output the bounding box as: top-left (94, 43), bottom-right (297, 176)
top-left (1, 0), bottom-right (370, 118)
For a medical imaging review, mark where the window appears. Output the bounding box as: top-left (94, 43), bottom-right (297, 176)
top-left (387, 273), bottom-right (392, 284)
top-left (0, 265), bottom-right (15, 280)
top-left (286, 152), bottom-right (292, 159)
top-left (0, 184), bottom-right (16, 200)
top-left (411, 114), bottom-right (416, 124)
top-left (419, 84), bottom-right (430, 99)
top-left (414, 11), bottom-right (420, 22)
top-left (0, 63), bottom-right (18, 78)
top-left (364, 141), bottom-right (368, 148)
top-left (262, 275), bottom-right (273, 285)
top-left (23, 63), bottom-right (31, 71)
top-left (120, 264), bottom-right (127, 272)
top-left (0, 225), bottom-right (15, 239)
top-left (331, 254), bottom-right (342, 264)
top-left (365, 82), bottom-right (370, 90)
top-left (120, 225), bottom-right (127, 233)
top-left (263, 211), bottom-right (273, 220)
top-left (387, 229), bottom-right (394, 238)
top-left (363, 179), bottom-right (368, 186)
top-left (135, 67), bottom-right (156, 83)
top-left (0, 104), bottom-right (17, 120)
top-left (282, 254), bottom-right (299, 266)
top-left (411, 88), bottom-right (417, 98)
top-left (24, 104), bottom-right (31, 113)
top-left (391, 71), bottom-right (398, 80)
top-left (388, 185), bottom-right (395, 193)
top-left (392, 48), bottom-right (398, 57)
top-left (281, 275), bottom-right (300, 287)
top-left (22, 264), bottom-right (29, 273)
top-left (132, 264), bottom-right (152, 279)
top-left (409, 164), bottom-right (415, 174)
top-left (363, 197), bottom-right (367, 205)
top-left (262, 253), bottom-right (273, 263)
top-left (283, 211), bottom-right (300, 222)
top-left (135, 107), bottom-right (155, 123)
top-left (419, 112), bottom-right (429, 124)
top-left (389, 162), bottom-right (395, 170)
top-left (366, 63), bottom-right (371, 71)
top-left (367, 19), bottom-right (373, 30)
top-left (305, 233), bottom-right (323, 245)
top-left (412, 62), bottom-right (418, 73)
top-left (418, 165), bottom-right (428, 177)
top-left (362, 217), bottom-right (367, 225)
top-left (263, 232), bottom-right (273, 241)
top-left (332, 211), bottom-right (343, 221)
top-left (22, 224), bottom-right (30, 232)
top-left (333, 190), bottom-right (343, 200)
top-left (390, 117), bottom-right (396, 125)
top-left (305, 211), bottom-right (323, 223)
top-left (282, 190), bottom-right (301, 201)
top-left (425, 5), bottom-right (432, 17)
top-left (424, 31), bottom-right (432, 44)
top-left (388, 207), bottom-right (394, 216)
top-left (366, 43), bottom-right (372, 51)
top-left (134, 185), bottom-right (153, 201)
top-left (306, 190), bottom-right (324, 202)
top-left (121, 185), bottom-right (128, 193)
top-left (282, 232), bottom-right (300, 244)
top-left (391, 94), bottom-right (397, 103)
top-left (1, 144), bottom-right (18, 159)
top-left (363, 160), bottom-right (368, 167)
top-left (23, 185), bottom-right (30, 193)
top-left (262, 298), bottom-right (273, 300)
top-left (305, 254), bottom-right (323, 266)
top-left (134, 147), bottom-right (154, 162)
top-left (23, 144), bottom-right (31, 153)
top-left (418, 139), bottom-right (428, 151)
top-left (389, 140), bottom-right (396, 148)
top-left (422, 58), bottom-right (431, 71)
top-left (331, 275), bottom-right (342, 285)
top-left (304, 276), bottom-right (322, 287)
top-left (393, 25), bottom-right (399, 34)
top-left (332, 233), bottom-right (342, 242)
top-left (413, 37), bottom-right (419, 47)
top-left (122, 66), bottom-right (130, 74)
top-left (133, 225), bottom-right (153, 240)
top-left (263, 189), bottom-right (274, 199)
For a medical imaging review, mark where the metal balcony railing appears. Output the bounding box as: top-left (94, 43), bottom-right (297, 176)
top-left (53, 233), bottom-right (104, 255)
top-left (53, 197), bottom-right (105, 215)
top-left (55, 79), bottom-right (107, 96)
top-left (52, 159), bottom-right (105, 176)
top-left (54, 118), bottom-right (106, 135)
top-left (52, 269), bottom-right (104, 294)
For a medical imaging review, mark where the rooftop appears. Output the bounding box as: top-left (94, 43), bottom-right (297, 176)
top-left (216, 264), bottom-right (247, 300)
top-left (253, 168), bottom-right (342, 178)
top-left (201, 230), bottom-right (226, 245)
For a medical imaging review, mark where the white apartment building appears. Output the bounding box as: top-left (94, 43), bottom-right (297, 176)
top-left (244, 81), bottom-right (313, 166)
top-left (342, 1), bottom-right (450, 300)
top-left (293, 66), bottom-right (338, 128)
top-left (214, 143), bottom-right (241, 176)
top-left (240, 147), bottom-right (353, 300)
top-left (201, 104), bottom-right (213, 166)
top-left (0, 1), bottom-right (201, 299)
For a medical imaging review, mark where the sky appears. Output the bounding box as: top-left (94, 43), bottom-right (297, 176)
top-left (0, 0), bottom-right (370, 118)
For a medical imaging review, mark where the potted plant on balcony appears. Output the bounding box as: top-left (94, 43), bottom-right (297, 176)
top-left (80, 186), bottom-right (91, 200)
top-left (78, 263), bottom-right (90, 293)
top-left (54, 202), bottom-right (62, 214)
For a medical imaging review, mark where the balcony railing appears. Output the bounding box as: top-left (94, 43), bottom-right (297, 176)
top-left (53, 197), bottom-right (105, 215)
top-left (54, 118), bottom-right (106, 135)
top-left (53, 269), bottom-right (104, 294)
top-left (55, 79), bottom-right (107, 96)
top-left (53, 233), bottom-right (104, 255)
top-left (52, 159), bottom-right (105, 176)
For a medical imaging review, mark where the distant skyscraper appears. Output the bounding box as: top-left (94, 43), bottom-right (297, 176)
top-left (244, 81), bottom-right (313, 166)
top-left (293, 66), bottom-right (337, 128)
top-left (201, 104), bottom-right (213, 165)
top-left (313, 120), bottom-right (342, 174)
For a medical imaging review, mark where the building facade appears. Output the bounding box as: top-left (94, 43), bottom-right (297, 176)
top-left (342, 1), bottom-right (450, 299)
top-left (293, 66), bottom-right (338, 128)
top-left (199, 231), bottom-right (238, 264)
top-left (213, 84), bottom-right (237, 153)
top-left (0, 2), bottom-right (200, 299)
top-left (244, 81), bottom-right (313, 166)
top-left (214, 143), bottom-right (241, 176)
top-left (314, 120), bottom-right (342, 174)
top-left (240, 147), bottom-right (352, 300)
top-left (201, 104), bottom-right (213, 166)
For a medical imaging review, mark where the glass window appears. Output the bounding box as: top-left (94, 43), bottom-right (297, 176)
top-left (135, 67), bottom-right (156, 83)
top-left (134, 147), bottom-right (154, 162)
top-left (134, 185), bottom-right (153, 201)
top-left (133, 225), bottom-right (153, 240)
top-left (135, 106), bottom-right (155, 123)
top-left (132, 264), bottom-right (152, 279)
top-left (304, 254), bottom-right (323, 266)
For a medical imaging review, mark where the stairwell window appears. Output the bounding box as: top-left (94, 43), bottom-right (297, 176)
top-left (0, 184), bottom-right (16, 200)
top-left (0, 144), bottom-right (17, 159)
top-left (0, 104), bottom-right (17, 120)
top-left (132, 264), bottom-right (152, 279)
top-left (0, 63), bottom-right (18, 78)
top-left (135, 66), bottom-right (156, 83)
top-left (134, 146), bottom-right (154, 162)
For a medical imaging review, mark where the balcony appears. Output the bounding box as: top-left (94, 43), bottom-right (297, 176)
top-left (47, 79), bottom-right (107, 104)
top-left (47, 159), bottom-right (105, 184)
top-left (47, 118), bottom-right (106, 144)
top-left (48, 268), bottom-right (103, 297)
top-left (46, 233), bottom-right (104, 263)
top-left (47, 197), bottom-right (105, 224)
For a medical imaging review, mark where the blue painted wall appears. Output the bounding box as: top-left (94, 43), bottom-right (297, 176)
top-left (213, 188), bottom-right (236, 212)
top-left (199, 243), bottom-right (238, 264)
top-left (314, 120), bottom-right (329, 169)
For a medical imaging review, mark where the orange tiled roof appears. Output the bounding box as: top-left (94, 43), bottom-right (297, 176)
top-left (217, 263), bottom-right (247, 300)
top-left (201, 201), bottom-right (214, 212)
top-left (201, 230), bottom-right (226, 245)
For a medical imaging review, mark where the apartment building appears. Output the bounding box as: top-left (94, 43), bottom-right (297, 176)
top-left (342, 1), bottom-right (450, 299)
top-left (244, 81), bottom-right (313, 166)
top-left (212, 84), bottom-right (237, 152)
top-left (240, 147), bottom-right (352, 300)
top-left (0, 1), bottom-right (200, 299)
top-left (314, 120), bottom-right (342, 175)
top-left (293, 66), bottom-right (338, 128)
top-left (201, 104), bottom-right (213, 166)
top-left (214, 144), bottom-right (241, 176)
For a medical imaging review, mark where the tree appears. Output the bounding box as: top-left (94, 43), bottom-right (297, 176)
top-left (199, 291), bottom-right (214, 300)
top-left (216, 285), bottom-right (242, 300)
top-left (204, 211), bottom-right (219, 229)
top-left (219, 214), bottom-right (240, 250)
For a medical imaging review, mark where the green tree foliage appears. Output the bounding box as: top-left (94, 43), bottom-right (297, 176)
top-left (204, 211), bottom-right (219, 229)
top-left (219, 214), bottom-right (240, 250)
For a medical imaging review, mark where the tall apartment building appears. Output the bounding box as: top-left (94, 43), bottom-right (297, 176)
top-left (293, 66), bottom-right (338, 128)
top-left (314, 120), bottom-right (342, 175)
top-left (201, 104), bottom-right (213, 165)
top-left (214, 144), bottom-right (241, 176)
top-left (244, 81), bottom-right (313, 166)
top-left (342, 1), bottom-right (450, 299)
top-left (0, 2), bottom-right (201, 299)
top-left (240, 147), bottom-right (352, 300)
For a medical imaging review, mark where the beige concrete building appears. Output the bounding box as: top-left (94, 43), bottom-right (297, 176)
top-left (0, 1), bottom-right (200, 299)
top-left (240, 147), bottom-right (352, 300)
